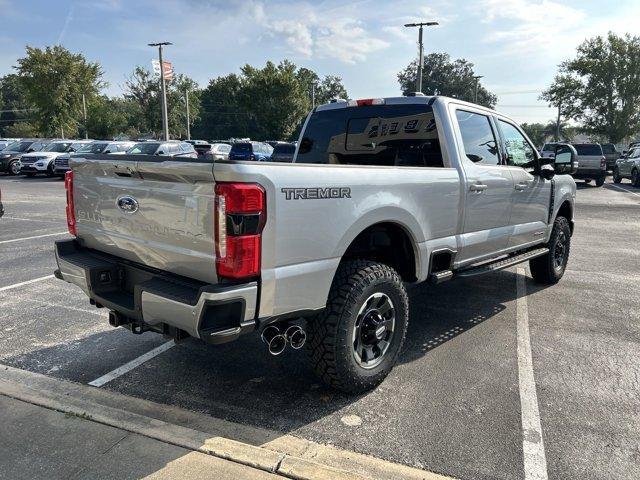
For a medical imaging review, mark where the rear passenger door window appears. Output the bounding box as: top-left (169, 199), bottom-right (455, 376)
top-left (455, 110), bottom-right (501, 166)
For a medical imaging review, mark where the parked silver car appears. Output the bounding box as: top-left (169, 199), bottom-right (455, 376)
top-left (613, 147), bottom-right (640, 186)
top-left (195, 142), bottom-right (231, 161)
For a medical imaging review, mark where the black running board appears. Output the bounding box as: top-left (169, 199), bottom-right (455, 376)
top-left (455, 247), bottom-right (549, 278)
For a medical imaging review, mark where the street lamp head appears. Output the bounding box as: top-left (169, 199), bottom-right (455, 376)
top-left (404, 21), bottom-right (439, 27)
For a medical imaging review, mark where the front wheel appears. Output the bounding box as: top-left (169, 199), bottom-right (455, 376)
top-left (8, 161), bottom-right (21, 175)
top-left (529, 216), bottom-right (571, 285)
top-left (307, 260), bottom-right (409, 394)
top-left (613, 168), bottom-right (622, 184)
top-left (632, 169), bottom-right (640, 187)
top-left (595, 175), bottom-right (606, 187)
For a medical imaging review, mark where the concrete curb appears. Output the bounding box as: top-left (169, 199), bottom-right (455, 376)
top-left (0, 365), bottom-right (453, 480)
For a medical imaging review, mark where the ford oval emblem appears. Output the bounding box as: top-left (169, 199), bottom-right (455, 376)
top-left (116, 195), bottom-right (139, 214)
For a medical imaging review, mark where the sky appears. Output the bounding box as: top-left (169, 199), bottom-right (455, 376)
top-left (1, 0), bottom-right (639, 124)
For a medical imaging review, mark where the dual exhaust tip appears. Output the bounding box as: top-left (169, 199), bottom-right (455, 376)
top-left (261, 324), bottom-right (306, 355)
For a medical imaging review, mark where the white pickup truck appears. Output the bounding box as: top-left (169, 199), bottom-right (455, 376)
top-left (54, 95), bottom-right (577, 393)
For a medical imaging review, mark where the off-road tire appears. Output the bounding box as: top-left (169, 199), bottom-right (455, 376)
top-left (307, 260), bottom-right (409, 394)
top-left (530, 216), bottom-right (571, 285)
top-left (632, 169), bottom-right (640, 187)
top-left (595, 175), bottom-right (606, 187)
top-left (613, 167), bottom-right (622, 184)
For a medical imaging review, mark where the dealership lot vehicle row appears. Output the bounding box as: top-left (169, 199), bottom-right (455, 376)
top-left (1, 176), bottom-right (639, 479)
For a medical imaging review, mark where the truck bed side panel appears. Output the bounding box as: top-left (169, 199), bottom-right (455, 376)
top-left (213, 161), bottom-right (461, 317)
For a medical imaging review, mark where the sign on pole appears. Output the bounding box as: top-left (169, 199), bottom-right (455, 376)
top-left (151, 59), bottom-right (161, 75)
top-left (162, 61), bottom-right (173, 81)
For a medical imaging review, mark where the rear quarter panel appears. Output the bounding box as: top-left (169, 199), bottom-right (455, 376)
top-left (213, 161), bottom-right (461, 317)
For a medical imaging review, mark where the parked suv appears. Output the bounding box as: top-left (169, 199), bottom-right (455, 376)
top-left (613, 147), bottom-right (640, 186)
top-left (194, 142), bottom-right (231, 161)
top-left (228, 141), bottom-right (273, 161)
top-left (20, 140), bottom-right (91, 177)
top-left (601, 143), bottom-right (620, 171)
top-left (571, 143), bottom-right (606, 186)
top-left (55, 95), bottom-right (577, 394)
top-left (271, 142), bottom-right (296, 162)
top-left (0, 139), bottom-right (48, 175)
top-left (123, 141), bottom-right (197, 158)
top-left (54, 141), bottom-right (135, 176)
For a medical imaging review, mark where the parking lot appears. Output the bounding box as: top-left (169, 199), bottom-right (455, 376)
top-left (1, 174), bottom-right (639, 480)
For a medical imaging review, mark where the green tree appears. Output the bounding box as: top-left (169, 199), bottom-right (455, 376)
top-left (542, 33), bottom-right (640, 143)
top-left (194, 73), bottom-right (248, 140)
top-left (4, 121), bottom-right (39, 137)
top-left (124, 67), bottom-right (200, 139)
top-left (86, 96), bottom-right (141, 139)
top-left (296, 68), bottom-right (348, 106)
top-left (520, 123), bottom-right (547, 147)
top-left (397, 53), bottom-right (497, 108)
top-left (0, 74), bottom-right (33, 136)
top-left (15, 45), bottom-right (104, 137)
top-left (238, 60), bottom-right (310, 140)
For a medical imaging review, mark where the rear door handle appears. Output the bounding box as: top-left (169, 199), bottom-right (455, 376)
top-left (469, 183), bottom-right (488, 192)
top-left (514, 182), bottom-right (528, 191)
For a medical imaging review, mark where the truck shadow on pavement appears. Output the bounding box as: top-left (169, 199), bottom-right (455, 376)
top-left (2, 269), bottom-right (548, 437)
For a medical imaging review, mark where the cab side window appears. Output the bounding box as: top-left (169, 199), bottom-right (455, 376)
top-left (455, 110), bottom-right (500, 166)
top-left (498, 120), bottom-right (536, 167)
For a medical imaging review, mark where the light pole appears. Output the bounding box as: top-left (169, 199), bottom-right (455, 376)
top-left (473, 75), bottom-right (483, 103)
top-left (148, 41), bottom-right (172, 141)
top-left (185, 89), bottom-right (190, 140)
top-left (404, 21), bottom-right (438, 93)
top-left (82, 93), bottom-right (88, 139)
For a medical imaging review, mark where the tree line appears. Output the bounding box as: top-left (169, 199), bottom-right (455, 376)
top-left (0, 45), bottom-right (497, 142)
top-left (4, 34), bottom-right (636, 145)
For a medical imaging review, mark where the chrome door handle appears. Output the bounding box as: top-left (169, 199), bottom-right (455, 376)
top-left (514, 183), bottom-right (528, 191)
top-left (469, 183), bottom-right (488, 192)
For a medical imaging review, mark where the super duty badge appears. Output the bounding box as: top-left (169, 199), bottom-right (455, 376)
top-left (281, 187), bottom-right (351, 200)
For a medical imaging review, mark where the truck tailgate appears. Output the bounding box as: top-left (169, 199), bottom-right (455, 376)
top-left (576, 154), bottom-right (602, 170)
top-left (72, 156), bottom-right (217, 284)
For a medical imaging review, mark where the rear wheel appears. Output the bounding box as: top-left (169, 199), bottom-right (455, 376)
top-left (613, 167), bottom-right (622, 184)
top-left (632, 169), bottom-right (640, 187)
top-left (595, 175), bottom-right (606, 187)
top-left (529, 216), bottom-right (571, 285)
top-left (307, 260), bottom-right (409, 394)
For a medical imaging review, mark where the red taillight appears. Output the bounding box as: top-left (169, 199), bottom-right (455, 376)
top-left (64, 171), bottom-right (76, 236)
top-left (215, 182), bottom-right (266, 279)
top-left (356, 98), bottom-right (374, 106)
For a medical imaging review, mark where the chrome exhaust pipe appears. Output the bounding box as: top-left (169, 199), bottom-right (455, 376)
top-left (285, 325), bottom-right (306, 350)
top-left (261, 325), bottom-right (287, 356)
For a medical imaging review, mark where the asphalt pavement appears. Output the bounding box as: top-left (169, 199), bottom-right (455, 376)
top-left (0, 174), bottom-right (638, 480)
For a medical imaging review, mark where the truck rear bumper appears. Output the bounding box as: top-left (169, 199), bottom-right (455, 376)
top-left (54, 239), bottom-right (258, 344)
top-left (573, 169), bottom-right (606, 179)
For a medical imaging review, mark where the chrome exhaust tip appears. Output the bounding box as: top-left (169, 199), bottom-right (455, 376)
top-left (261, 325), bottom-right (287, 356)
top-left (285, 325), bottom-right (306, 350)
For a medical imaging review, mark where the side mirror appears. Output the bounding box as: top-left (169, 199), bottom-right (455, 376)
top-left (27, 149), bottom-right (34, 153)
top-left (540, 164), bottom-right (555, 180)
top-left (156, 151), bottom-right (164, 155)
top-left (553, 144), bottom-right (578, 175)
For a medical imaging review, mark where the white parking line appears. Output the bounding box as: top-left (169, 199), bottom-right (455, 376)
top-left (0, 275), bottom-right (54, 293)
top-left (607, 184), bottom-right (640, 197)
top-left (88, 341), bottom-right (176, 387)
top-left (0, 231), bottom-right (67, 244)
top-left (516, 268), bottom-right (548, 480)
